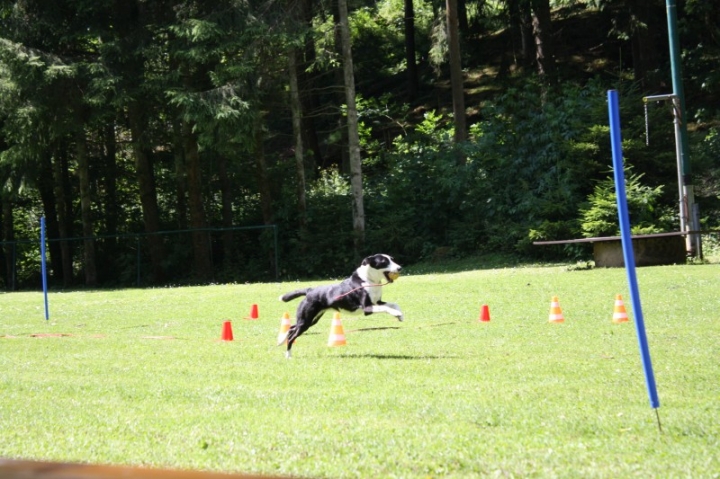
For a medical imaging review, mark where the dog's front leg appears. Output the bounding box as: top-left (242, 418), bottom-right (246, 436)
top-left (366, 303), bottom-right (404, 322)
top-left (383, 302), bottom-right (404, 322)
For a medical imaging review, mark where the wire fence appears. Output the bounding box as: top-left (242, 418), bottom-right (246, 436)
top-left (0, 225), bottom-right (278, 291)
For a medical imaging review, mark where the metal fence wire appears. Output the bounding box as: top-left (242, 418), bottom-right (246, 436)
top-left (0, 225), bottom-right (278, 291)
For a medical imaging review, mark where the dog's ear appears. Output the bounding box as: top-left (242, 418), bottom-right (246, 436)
top-left (361, 254), bottom-right (382, 267)
top-left (362, 254), bottom-right (390, 269)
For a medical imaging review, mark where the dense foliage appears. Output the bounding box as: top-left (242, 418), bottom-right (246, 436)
top-left (1, 0), bottom-right (719, 289)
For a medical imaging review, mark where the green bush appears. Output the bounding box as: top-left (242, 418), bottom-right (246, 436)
top-left (579, 169), bottom-right (676, 237)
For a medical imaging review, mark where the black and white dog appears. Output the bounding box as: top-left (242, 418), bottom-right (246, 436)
top-left (278, 254), bottom-right (403, 358)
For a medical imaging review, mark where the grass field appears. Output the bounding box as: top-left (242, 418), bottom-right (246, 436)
top-left (1, 262), bottom-right (719, 478)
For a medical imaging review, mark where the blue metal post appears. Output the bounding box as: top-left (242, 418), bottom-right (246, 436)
top-left (607, 90), bottom-right (660, 411)
top-left (40, 217), bottom-right (49, 320)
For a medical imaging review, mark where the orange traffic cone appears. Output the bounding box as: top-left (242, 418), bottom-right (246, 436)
top-left (479, 304), bottom-right (490, 322)
top-left (221, 320), bottom-right (234, 341)
top-left (612, 294), bottom-right (629, 323)
top-left (548, 296), bottom-right (564, 323)
top-left (245, 303), bottom-right (259, 320)
top-left (327, 312), bottom-right (347, 347)
top-left (277, 312), bottom-right (292, 344)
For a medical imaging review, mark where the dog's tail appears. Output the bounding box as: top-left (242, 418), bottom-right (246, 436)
top-left (279, 288), bottom-right (312, 302)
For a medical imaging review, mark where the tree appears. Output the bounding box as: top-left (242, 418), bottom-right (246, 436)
top-left (530, 0), bottom-right (555, 81)
top-left (75, 127), bottom-right (98, 286)
top-left (338, 0), bottom-right (365, 253)
top-left (109, 0), bottom-right (167, 284)
top-left (297, 0), bottom-right (324, 171)
top-left (289, 48), bottom-right (308, 231)
top-left (0, 191), bottom-right (14, 289)
top-left (506, 0), bottom-right (534, 70)
top-left (446, 0), bottom-right (467, 147)
top-left (404, 0), bottom-right (419, 99)
top-left (627, 0), bottom-right (661, 89)
top-left (51, 148), bottom-right (73, 287)
top-left (0, 5), bottom-right (101, 287)
top-left (182, 117), bottom-right (213, 281)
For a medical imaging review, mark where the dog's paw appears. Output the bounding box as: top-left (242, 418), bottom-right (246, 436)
top-left (397, 315), bottom-right (404, 322)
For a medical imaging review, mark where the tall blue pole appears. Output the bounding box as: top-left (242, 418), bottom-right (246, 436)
top-left (40, 216), bottom-right (49, 320)
top-left (607, 90), bottom-right (660, 413)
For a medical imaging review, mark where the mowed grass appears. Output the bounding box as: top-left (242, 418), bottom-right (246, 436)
top-left (1, 263), bottom-right (719, 478)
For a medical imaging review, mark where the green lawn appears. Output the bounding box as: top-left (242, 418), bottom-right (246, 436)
top-left (1, 263), bottom-right (718, 478)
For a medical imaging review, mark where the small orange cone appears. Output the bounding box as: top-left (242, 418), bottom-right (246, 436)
top-left (277, 312), bottom-right (292, 344)
top-left (221, 320), bottom-right (234, 341)
top-left (327, 312), bottom-right (347, 347)
top-left (479, 304), bottom-right (490, 322)
top-left (548, 296), bottom-right (564, 323)
top-left (612, 294), bottom-right (629, 323)
top-left (245, 303), bottom-right (259, 320)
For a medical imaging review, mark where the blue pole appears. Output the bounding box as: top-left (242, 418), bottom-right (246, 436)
top-left (40, 217), bottom-right (49, 320)
top-left (607, 90), bottom-right (660, 411)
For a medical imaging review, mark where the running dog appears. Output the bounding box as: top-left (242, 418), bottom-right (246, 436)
top-left (278, 254), bottom-right (403, 358)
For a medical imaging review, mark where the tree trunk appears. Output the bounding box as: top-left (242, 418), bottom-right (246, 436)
top-left (217, 153), bottom-right (234, 266)
top-left (507, 0), bottom-right (532, 69)
top-left (446, 0), bottom-right (467, 147)
top-left (172, 117), bottom-right (188, 230)
top-left (289, 48), bottom-right (308, 231)
top-left (628, 0), bottom-right (659, 90)
top-left (531, 0), bottom-right (555, 80)
top-left (253, 115), bottom-right (274, 226)
top-left (182, 120), bottom-right (213, 282)
top-left (102, 123), bottom-right (118, 244)
top-left (128, 101), bottom-right (165, 284)
top-left (52, 151), bottom-right (73, 287)
top-left (37, 152), bottom-right (63, 285)
top-left (338, 0), bottom-right (365, 253)
top-left (0, 199), bottom-right (6, 288)
top-left (1, 195), bottom-right (15, 290)
top-left (457, 0), bottom-right (468, 35)
top-left (404, 0), bottom-right (419, 100)
top-left (333, 0), bottom-right (350, 173)
top-left (253, 114), bottom-right (277, 274)
top-left (520, 2), bottom-right (534, 68)
top-left (299, 0), bottom-right (323, 172)
top-left (75, 128), bottom-right (97, 287)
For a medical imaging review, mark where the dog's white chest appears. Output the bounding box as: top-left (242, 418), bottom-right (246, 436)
top-left (365, 283), bottom-right (382, 304)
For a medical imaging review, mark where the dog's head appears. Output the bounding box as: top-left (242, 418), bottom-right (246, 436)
top-left (360, 254), bottom-right (402, 283)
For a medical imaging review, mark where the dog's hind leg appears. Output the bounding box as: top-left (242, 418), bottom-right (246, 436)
top-left (285, 322), bottom-right (311, 359)
top-left (284, 307), bottom-right (325, 358)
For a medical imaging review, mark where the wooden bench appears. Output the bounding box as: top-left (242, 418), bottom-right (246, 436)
top-left (533, 231), bottom-right (689, 267)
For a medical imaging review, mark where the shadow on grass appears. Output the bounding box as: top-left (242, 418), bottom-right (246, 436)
top-left (338, 353), bottom-right (454, 360)
top-left (346, 326), bottom-right (402, 333)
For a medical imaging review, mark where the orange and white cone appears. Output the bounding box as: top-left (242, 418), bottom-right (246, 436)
top-left (327, 312), bottom-right (347, 347)
top-left (612, 294), bottom-right (629, 323)
top-left (548, 296), bottom-right (564, 323)
top-left (277, 312), bottom-right (292, 344)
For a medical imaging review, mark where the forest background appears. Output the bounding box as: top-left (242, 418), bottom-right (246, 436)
top-left (0, 0), bottom-right (718, 290)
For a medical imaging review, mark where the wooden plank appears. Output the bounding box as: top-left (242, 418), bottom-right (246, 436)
top-left (0, 459), bottom-right (290, 479)
top-left (532, 231), bottom-right (689, 246)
